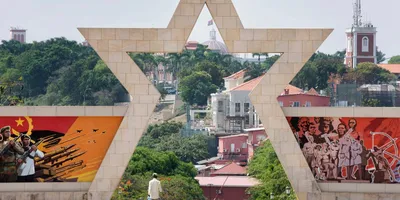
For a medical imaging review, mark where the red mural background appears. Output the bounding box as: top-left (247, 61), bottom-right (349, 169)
top-left (286, 117), bottom-right (400, 183)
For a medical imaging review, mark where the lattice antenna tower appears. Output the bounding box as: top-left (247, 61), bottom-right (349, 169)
top-left (353, 0), bottom-right (363, 27)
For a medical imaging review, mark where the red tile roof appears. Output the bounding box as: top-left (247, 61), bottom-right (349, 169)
top-left (212, 162), bottom-right (247, 176)
top-left (378, 64), bottom-right (400, 74)
top-left (195, 176), bottom-right (259, 187)
top-left (306, 88), bottom-right (320, 96)
top-left (228, 75), bottom-right (324, 97)
top-left (229, 75), bottom-right (264, 91)
top-left (224, 69), bottom-right (246, 80)
top-left (219, 133), bottom-right (248, 139)
top-left (282, 85), bottom-right (303, 95)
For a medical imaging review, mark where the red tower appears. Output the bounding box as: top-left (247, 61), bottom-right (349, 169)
top-left (344, 0), bottom-right (377, 69)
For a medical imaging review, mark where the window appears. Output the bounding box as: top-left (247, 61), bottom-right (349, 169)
top-left (245, 116), bottom-right (250, 125)
top-left (292, 101), bottom-right (300, 107)
top-left (242, 142), bottom-right (247, 148)
top-left (305, 101), bottom-right (311, 107)
top-left (235, 103), bottom-right (240, 112)
top-left (218, 101), bottom-right (223, 112)
top-left (244, 103), bottom-right (250, 112)
top-left (278, 101), bottom-right (283, 107)
top-left (362, 36), bottom-right (369, 52)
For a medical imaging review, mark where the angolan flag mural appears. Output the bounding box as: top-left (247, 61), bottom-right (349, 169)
top-left (0, 116), bottom-right (122, 182)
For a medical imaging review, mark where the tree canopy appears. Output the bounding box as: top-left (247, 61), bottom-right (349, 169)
top-left (0, 38), bottom-right (128, 106)
top-left (389, 55), bottom-right (400, 64)
top-left (290, 51), bottom-right (346, 90)
top-left (112, 147), bottom-right (204, 200)
top-left (343, 62), bottom-right (396, 85)
top-left (248, 141), bottom-right (296, 200)
top-left (179, 71), bottom-right (218, 106)
top-left (138, 121), bottom-right (214, 163)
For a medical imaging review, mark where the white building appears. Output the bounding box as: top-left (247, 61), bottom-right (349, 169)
top-left (210, 71), bottom-right (262, 135)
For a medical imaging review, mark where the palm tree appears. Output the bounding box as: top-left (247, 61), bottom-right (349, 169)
top-left (154, 54), bottom-right (168, 86)
top-left (166, 52), bottom-right (189, 94)
top-left (252, 53), bottom-right (269, 66)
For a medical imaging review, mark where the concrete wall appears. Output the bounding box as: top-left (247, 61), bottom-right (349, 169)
top-left (278, 94), bottom-right (330, 107)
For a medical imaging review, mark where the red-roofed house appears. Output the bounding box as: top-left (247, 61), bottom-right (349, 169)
top-left (211, 162), bottom-right (247, 176)
top-left (195, 176), bottom-right (259, 200)
top-left (378, 64), bottom-right (400, 80)
top-left (278, 85), bottom-right (330, 107)
top-left (223, 69), bottom-right (248, 91)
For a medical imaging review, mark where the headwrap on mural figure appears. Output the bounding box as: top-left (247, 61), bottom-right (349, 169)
top-left (287, 117), bottom-right (400, 184)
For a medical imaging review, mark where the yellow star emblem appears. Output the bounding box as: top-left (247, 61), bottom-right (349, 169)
top-left (15, 117), bottom-right (24, 127)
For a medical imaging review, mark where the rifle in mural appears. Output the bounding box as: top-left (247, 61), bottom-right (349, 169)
top-left (17, 138), bottom-right (45, 166)
top-left (0, 134), bottom-right (22, 156)
top-left (36, 148), bottom-right (80, 165)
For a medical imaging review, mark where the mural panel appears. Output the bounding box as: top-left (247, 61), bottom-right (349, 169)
top-left (0, 116), bottom-right (122, 182)
top-left (287, 117), bottom-right (400, 183)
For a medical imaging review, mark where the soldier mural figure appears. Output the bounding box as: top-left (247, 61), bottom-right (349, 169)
top-left (350, 139), bottom-right (363, 179)
top-left (17, 134), bottom-right (44, 182)
top-left (0, 126), bottom-right (24, 182)
top-left (312, 145), bottom-right (324, 180)
top-left (302, 135), bottom-right (316, 168)
top-left (321, 143), bottom-right (337, 179)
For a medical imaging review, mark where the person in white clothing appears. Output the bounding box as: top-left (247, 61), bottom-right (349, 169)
top-left (148, 173), bottom-right (162, 200)
top-left (17, 135), bottom-right (44, 182)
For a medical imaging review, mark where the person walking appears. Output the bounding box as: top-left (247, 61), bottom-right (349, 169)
top-left (148, 173), bottom-right (162, 200)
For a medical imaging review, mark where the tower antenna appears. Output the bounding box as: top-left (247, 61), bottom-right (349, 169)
top-left (353, 0), bottom-right (363, 27)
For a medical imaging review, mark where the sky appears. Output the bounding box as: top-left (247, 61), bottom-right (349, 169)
top-left (0, 0), bottom-right (398, 60)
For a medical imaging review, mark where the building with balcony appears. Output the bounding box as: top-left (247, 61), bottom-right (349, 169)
top-left (210, 72), bottom-right (330, 135)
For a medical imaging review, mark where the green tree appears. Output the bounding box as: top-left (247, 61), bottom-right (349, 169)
top-left (244, 54), bottom-right (280, 81)
top-left (291, 52), bottom-right (346, 90)
top-left (138, 121), bottom-right (212, 163)
top-left (160, 175), bottom-right (205, 200)
top-left (156, 133), bottom-right (211, 163)
top-left (376, 47), bottom-right (386, 64)
top-left (179, 71), bottom-right (217, 105)
top-left (0, 38), bottom-right (129, 106)
top-left (113, 147), bottom-right (204, 200)
top-left (248, 141), bottom-right (296, 200)
top-left (389, 55), bottom-right (400, 64)
top-left (343, 62), bottom-right (396, 85)
top-left (362, 98), bottom-right (380, 107)
top-left (194, 60), bottom-right (225, 87)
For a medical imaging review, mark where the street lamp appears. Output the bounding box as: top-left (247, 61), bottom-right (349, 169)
top-left (286, 186), bottom-right (291, 195)
top-left (270, 192), bottom-right (274, 199)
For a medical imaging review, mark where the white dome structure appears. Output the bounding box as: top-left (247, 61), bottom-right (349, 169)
top-left (202, 28), bottom-right (229, 54)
